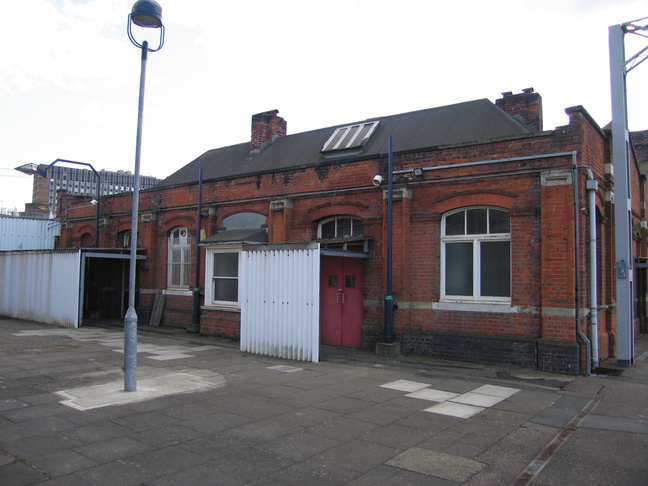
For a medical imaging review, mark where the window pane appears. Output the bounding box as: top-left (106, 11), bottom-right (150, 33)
top-left (345, 276), bottom-right (355, 288)
top-left (181, 263), bottom-right (190, 286)
top-left (170, 264), bottom-right (180, 286)
top-left (489, 210), bottom-right (510, 234)
top-left (445, 242), bottom-right (473, 296)
top-left (337, 219), bottom-right (352, 238)
top-left (467, 208), bottom-right (487, 234)
top-left (321, 221), bottom-right (336, 239)
top-left (213, 279), bottom-right (238, 302)
top-left (223, 212), bottom-right (266, 230)
top-left (445, 212), bottom-right (465, 235)
top-left (351, 220), bottom-right (363, 237)
top-left (481, 241), bottom-right (510, 297)
top-left (328, 275), bottom-right (338, 288)
top-left (213, 253), bottom-right (238, 277)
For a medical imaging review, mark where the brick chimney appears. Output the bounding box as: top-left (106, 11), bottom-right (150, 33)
top-left (250, 110), bottom-right (287, 151)
top-left (495, 88), bottom-right (543, 132)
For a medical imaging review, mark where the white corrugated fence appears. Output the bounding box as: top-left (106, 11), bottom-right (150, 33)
top-left (240, 243), bottom-right (320, 362)
top-left (0, 250), bottom-right (81, 328)
top-left (0, 216), bottom-right (60, 251)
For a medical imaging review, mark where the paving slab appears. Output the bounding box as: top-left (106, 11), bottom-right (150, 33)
top-left (1, 319), bottom-right (647, 485)
top-left (387, 448), bottom-right (486, 482)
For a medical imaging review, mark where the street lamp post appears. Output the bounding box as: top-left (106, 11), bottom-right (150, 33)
top-left (15, 159), bottom-right (102, 247)
top-left (124, 0), bottom-right (164, 392)
top-left (609, 17), bottom-right (648, 367)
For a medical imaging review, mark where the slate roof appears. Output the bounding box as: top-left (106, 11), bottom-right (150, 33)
top-left (155, 98), bottom-right (532, 189)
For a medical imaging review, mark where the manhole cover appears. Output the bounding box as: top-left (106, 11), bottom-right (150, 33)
top-left (592, 367), bottom-right (623, 376)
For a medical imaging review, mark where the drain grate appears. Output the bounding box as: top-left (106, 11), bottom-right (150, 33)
top-left (592, 367), bottom-right (623, 376)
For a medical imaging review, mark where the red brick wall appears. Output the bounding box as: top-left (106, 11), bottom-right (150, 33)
top-left (59, 102), bottom-right (639, 373)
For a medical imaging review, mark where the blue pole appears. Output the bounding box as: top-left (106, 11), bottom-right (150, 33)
top-left (385, 136), bottom-right (394, 343)
top-left (192, 168), bottom-right (203, 329)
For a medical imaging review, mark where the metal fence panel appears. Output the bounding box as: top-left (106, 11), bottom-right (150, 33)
top-left (0, 216), bottom-right (60, 251)
top-left (240, 243), bottom-right (320, 362)
top-left (0, 250), bottom-right (81, 328)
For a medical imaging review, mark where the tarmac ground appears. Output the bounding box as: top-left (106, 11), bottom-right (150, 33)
top-left (0, 317), bottom-right (647, 485)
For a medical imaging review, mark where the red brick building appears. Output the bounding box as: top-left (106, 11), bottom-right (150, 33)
top-left (59, 89), bottom-right (648, 374)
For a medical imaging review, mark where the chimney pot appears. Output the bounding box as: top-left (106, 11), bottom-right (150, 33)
top-left (495, 89), bottom-right (543, 132)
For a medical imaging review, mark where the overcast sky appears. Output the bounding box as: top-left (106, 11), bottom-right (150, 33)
top-left (1, 0), bottom-right (647, 212)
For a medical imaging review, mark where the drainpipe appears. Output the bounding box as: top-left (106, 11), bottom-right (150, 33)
top-left (573, 151), bottom-right (591, 375)
top-left (586, 169), bottom-right (600, 368)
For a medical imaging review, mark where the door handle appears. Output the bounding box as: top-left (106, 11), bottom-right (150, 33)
top-left (336, 289), bottom-right (345, 304)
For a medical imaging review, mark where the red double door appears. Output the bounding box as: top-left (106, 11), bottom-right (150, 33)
top-left (320, 257), bottom-right (363, 348)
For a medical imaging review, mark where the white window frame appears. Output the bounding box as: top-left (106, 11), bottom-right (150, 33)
top-left (440, 207), bottom-right (511, 303)
top-left (317, 216), bottom-right (363, 239)
top-left (204, 245), bottom-right (241, 310)
top-left (167, 227), bottom-right (191, 289)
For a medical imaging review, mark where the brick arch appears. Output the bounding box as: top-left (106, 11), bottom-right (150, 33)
top-left (76, 224), bottom-right (95, 236)
top-left (434, 191), bottom-right (517, 214)
top-left (161, 216), bottom-right (195, 234)
top-left (116, 222), bottom-right (133, 234)
top-left (308, 202), bottom-right (369, 223)
top-left (220, 208), bottom-right (267, 221)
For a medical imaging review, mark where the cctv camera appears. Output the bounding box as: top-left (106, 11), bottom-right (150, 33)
top-left (90, 199), bottom-right (98, 206)
top-left (372, 174), bottom-right (384, 186)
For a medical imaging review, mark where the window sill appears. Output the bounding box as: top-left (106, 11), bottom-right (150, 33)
top-left (163, 289), bottom-right (193, 297)
top-left (434, 301), bottom-right (517, 313)
top-left (202, 304), bottom-right (241, 313)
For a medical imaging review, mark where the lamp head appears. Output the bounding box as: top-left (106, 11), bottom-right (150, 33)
top-left (372, 174), bottom-right (384, 187)
top-left (128, 0), bottom-right (165, 51)
top-left (130, 0), bottom-right (163, 28)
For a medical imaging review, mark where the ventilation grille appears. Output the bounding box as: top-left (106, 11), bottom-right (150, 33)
top-left (592, 367), bottom-right (623, 376)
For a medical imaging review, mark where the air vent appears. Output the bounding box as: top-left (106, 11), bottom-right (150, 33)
top-left (592, 367), bottom-right (623, 376)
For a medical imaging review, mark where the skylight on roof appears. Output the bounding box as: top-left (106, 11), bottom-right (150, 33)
top-left (321, 121), bottom-right (379, 152)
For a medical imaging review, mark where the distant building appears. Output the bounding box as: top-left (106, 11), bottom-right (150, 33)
top-left (30, 165), bottom-right (160, 217)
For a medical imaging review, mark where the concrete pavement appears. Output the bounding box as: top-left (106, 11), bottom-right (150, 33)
top-left (0, 317), bottom-right (646, 485)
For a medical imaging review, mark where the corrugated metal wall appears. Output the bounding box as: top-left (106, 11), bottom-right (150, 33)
top-left (0, 217), bottom-right (60, 250)
top-left (240, 244), bottom-right (321, 362)
top-left (0, 250), bottom-right (81, 328)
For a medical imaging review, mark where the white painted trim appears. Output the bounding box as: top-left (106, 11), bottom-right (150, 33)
top-left (432, 302), bottom-right (519, 314)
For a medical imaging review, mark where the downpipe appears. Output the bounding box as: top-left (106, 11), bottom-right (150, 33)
top-left (573, 152), bottom-right (591, 376)
top-left (586, 169), bottom-right (600, 368)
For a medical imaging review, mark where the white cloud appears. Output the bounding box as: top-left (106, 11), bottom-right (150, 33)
top-left (0, 0), bottom-right (646, 212)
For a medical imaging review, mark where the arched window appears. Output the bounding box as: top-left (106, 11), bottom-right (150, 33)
top-left (168, 227), bottom-right (191, 288)
top-left (441, 207), bottom-right (510, 301)
top-left (223, 212), bottom-right (266, 230)
top-left (80, 233), bottom-right (93, 247)
top-left (318, 216), bottom-right (363, 239)
top-left (118, 230), bottom-right (131, 249)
